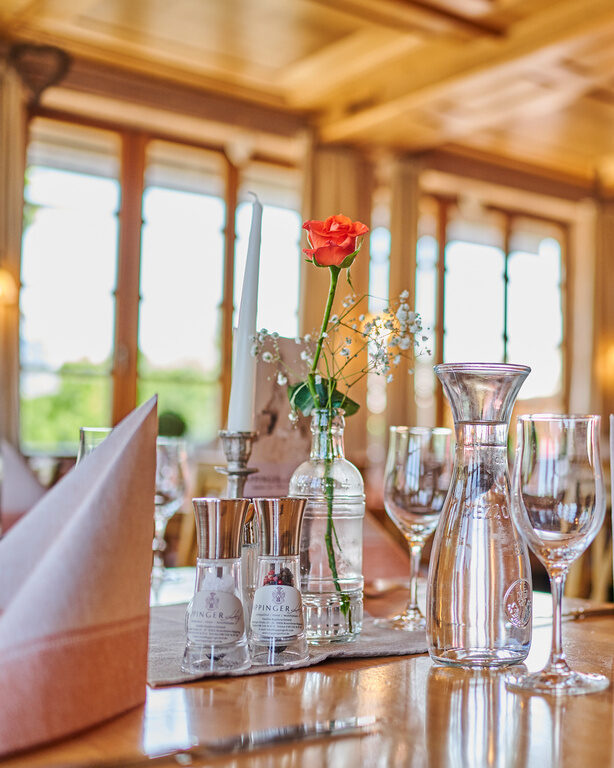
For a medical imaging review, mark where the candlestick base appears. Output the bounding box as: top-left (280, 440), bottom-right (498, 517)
top-left (215, 430), bottom-right (259, 499)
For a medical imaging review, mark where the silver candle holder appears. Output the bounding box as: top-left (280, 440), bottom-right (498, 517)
top-left (215, 430), bottom-right (259, 499)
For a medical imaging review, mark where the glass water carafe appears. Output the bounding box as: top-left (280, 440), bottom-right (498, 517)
top-left (427, 363), bottom-right (532, 667)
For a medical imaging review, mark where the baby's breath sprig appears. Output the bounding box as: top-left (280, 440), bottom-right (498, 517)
top-left (251, 288), bottom-right (428, 423)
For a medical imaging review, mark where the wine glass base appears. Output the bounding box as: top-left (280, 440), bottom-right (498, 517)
top-left (375, 612), bottom-right (426, 632)
top-left (506, 669), bottom-right (609, 696)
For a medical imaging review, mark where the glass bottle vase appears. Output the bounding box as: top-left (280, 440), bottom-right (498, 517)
top-left (427, 362), bottom-right (533, 668)
top-left (289, 409), bottom-right (364, 644)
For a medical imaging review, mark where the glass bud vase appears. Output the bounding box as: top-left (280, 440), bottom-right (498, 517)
top-left (289, 409), bottom-right (364, 644)
top-left (427, 363), bottom-right (532, 668)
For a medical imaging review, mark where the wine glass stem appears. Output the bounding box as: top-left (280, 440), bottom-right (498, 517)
top-left (406, 542), bottom-right (423, 616)
top-left (546, 570), bottom-right (570, 673)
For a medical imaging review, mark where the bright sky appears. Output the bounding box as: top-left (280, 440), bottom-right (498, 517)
top-left (21, 167), bottom-right (301, 395)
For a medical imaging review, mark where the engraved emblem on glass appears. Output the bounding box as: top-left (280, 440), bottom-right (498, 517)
top-left (181, 498), bottom-right (251, 675)
top-left (507, 415), bottom-right (609, 695)
top-left (378, 426), bottom-right (453, 631)
top-left (249, 497), bottom-right (309, 666)
top-left (427, 362), bottom-right (533, 667)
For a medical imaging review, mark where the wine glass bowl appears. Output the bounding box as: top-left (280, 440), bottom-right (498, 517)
top-left (380, 426), bottom-right (453, 631)
top-left (153, 437), bottom-right (189, 587)
top-left (76, 427), bottom-right (111, 464)
top-left (507, 414), bottom-right (608, 695)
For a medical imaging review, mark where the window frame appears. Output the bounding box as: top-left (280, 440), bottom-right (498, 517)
top-left (423, 194), bottom-right (570, 424)
top-left (22, 106), bottom-right (299, 445)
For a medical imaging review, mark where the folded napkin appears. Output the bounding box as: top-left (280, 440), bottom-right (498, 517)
top-left (1, 440), bottom-right (46, 533)
top-left (0, 397), bottom-right (157, 757)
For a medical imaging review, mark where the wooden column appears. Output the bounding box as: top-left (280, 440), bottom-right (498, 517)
top-left (220, 160), bottom-right (238, 427)
top-left (386, 157), bottom-right (421, 431)
top-left (301, 143), bottom-right (374, 466)
top-left (592, 197), bottom-right (614, 420)
top-left (0, 60), bottom-right (27, 445)
top-left (568, 200), bottom-right (597, 414)
top-left (112, 132), bottom-right (146, 425)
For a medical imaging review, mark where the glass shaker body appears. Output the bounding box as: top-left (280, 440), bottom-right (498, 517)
top-left (182, 556), bottom-right (249, 674)
top-left (250, 555), bottom-right (308, 665)
top-left (250, 497), bottom-right (308, 666)
top-left (182, 498), bottom-right (250, 674)
top-left (427, 363), bottom-right (533, 668)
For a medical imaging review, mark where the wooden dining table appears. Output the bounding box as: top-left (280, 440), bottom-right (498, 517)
top-left (4, 575), bottom-right (614, 767)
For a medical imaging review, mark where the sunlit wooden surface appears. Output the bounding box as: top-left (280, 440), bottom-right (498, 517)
top-left (4, 578), bottom-right (614, 767)
top-left (3, 0), bottom-right (614, 188)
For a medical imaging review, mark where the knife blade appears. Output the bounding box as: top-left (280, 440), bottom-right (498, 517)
top-left (53, 715), bottom-right (378, 768)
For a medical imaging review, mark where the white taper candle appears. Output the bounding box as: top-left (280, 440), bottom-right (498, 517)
top-left (227, 193), bottom-right (263, 432)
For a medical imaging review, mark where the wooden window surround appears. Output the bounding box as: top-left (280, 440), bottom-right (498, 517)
top-left (24, 105), bottom-right (298, 437)
top-left (423, 193), bottom-right (570, 425)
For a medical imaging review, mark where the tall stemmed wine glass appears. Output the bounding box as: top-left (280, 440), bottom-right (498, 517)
top-left (380, 426), bottom-right (453, 631)
top-left (507, 415), bottom-right (608, 695)
top-left (153, 437), bottom-right (189, 587)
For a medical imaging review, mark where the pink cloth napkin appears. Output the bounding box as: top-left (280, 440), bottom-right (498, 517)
top-left (0, 397), bottom-right (157, 758)
top-left (1, 440), bottom-right (46, 533)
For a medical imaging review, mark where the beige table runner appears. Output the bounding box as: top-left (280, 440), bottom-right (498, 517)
top-left (148, 602), bottom-right (427, 686)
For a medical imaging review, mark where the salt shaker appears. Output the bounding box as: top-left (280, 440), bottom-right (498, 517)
top-left (182, 497), bottom-right (251, 675)
top-left (250, 497), bottom-right (308, 666)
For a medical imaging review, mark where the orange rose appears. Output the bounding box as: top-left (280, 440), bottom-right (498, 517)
top-left (303, 214), bottom-right (369, 268)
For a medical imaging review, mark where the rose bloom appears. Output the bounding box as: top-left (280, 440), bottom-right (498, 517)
top-left (303, 214), bottom-right (369, 267)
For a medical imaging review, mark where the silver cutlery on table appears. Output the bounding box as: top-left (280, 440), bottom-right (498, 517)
top-left (53, 715), bottom-right (378, 767)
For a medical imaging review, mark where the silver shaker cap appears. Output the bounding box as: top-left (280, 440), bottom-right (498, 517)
top-left (192, 497), bottom-right (250, 559)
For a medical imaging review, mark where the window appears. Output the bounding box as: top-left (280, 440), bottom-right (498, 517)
top-left (20, 116), bottom-right (302, 453)
top-left (20, 120), bottom-right (120, 453)
top-left (414, 196), bottom-right (566, 425)
top-left (138, 141), bottom-right (226, 443)
top-left (234, 162), bottom-right (302, 337)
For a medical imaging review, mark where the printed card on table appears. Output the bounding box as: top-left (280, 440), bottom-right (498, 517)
top-left (245, 337), bottom-right (311, 497)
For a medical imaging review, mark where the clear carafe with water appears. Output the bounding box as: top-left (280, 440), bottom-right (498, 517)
top-left (427, 362), bottom-right (532, 667)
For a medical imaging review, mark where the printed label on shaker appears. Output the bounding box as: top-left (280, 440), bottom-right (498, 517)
top-left (251, 585), bottom-right (304, 639)
top-left (187, 589), bottom-right (245, 644)
top-left (504, 579), bottom-right (532, 627)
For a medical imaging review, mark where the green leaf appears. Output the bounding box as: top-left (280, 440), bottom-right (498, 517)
top-left (287, 379), bottom-right (360, 417)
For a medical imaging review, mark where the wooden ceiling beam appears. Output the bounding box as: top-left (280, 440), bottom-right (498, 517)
top-left (50, 55), bottom-right (307, 138)
top-left (420, 147), bottom-right (596, 201)
top-left (318, 0), bottom-right (614, 143)
top-left (307, 0), bottom-right (505, 37)
top-left (5, 21), bottom-right (287, 109)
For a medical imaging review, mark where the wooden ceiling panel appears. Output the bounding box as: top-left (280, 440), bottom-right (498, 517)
top-left (3, 0), bottom-right (614, 187)
top-left (78, 0), bottom-right (359, 71)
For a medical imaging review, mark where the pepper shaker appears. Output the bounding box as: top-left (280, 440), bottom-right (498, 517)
top-left (249, 497), bottom-right (308, 666)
